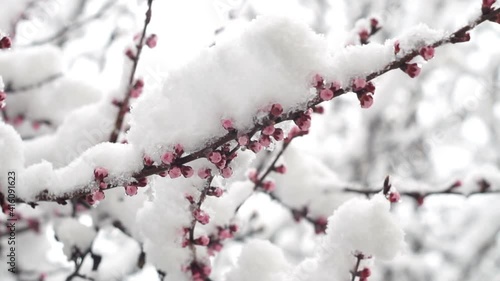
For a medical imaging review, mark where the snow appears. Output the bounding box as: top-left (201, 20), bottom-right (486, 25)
top-left (293, 194), bottom-right (405, 281)
top-left (225, 239), bottom-right (290, 281)
top-left (18, 142), bottom-right (143, 200)
top-left (54, 217), bottom-right (97, 260)
top-left (127, 16), bottom-right (333, 161)
top-left (136, 176), bottom-right (194, 280)
top-left (0, 123), bottom-right (24, 194)
top-left (396, 24), bottom-right (446, 56)
top-left (0, 45), bottom-right (63, 89)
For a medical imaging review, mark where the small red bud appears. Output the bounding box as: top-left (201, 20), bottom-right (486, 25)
top-left (168, 166), bottom-right (182, 178)
top-left (319, 88), bottom-right (334, 101)
top-left (359, 93), bottom-right (374, 109)
top-left (181, 166), bottom-right (194, 178)
top-left (125, 185), bottom-right (138, 196)
top-left (0, 36), bottom-right (12, 49)
top-left (145, 34), bottom-right (158, 48)
top-left (270, 103), bottom-right (283, 117)
top-left (420, 46), bottom-right (435, 61)
top-left (94, 167), bottom-right (109, 181)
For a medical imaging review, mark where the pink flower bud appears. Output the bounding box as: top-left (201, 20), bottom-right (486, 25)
top-left (145, 34), bottom-right (158, 48)
top-left (275, 165), bottom-right (287, 174)
top-left (319, 88), bottom-right (334, 101)
top-left (262, 181), bottom-right (276, 192)
top-left (286, 126), bottom-right (301, 142)
top-left (365, 82), bottom-right (376, 93)
top-left (168, 166), bottom-right (182, 178)
top-left (394, 40), bottom-right (400, 54)
top-left (99, 182), bottom-right (108, 190)
top-left (359, 29), bottom-right (369, 42)
top-left (370, 18), bottom-right (379, 29)
top-left (353, 78), bottom-right (367, 91)
top-left (249, 141), bottom-right (262, 153)
top-left (159, 171), bottom-right (168, 177)
top-left (174, 144), bottom-right (184, 156)
top-left (195, 235), bottom-right (210, 246)
top-left (219, 229), bottom-right (232, 239)
top-left (450, 180), bottom-right (462, 189)
top-left (181, 166), bottom-right (194, 178)
top-left (270, 103), bottom-right (283, 117)
top-left (161, 152), bottom-right (175, 164)
top-left (130, 88), bottom-right (142, 98)
top-left (402, 63), bottom-right (421, 78)
top-left (329, 81), bottom-right (341, 92)
top-left (314, 217), bottom-right (328, 234)
top-left (420, 46), bottom-right (435, 61)
top-left (259, 135), bottom-right (271, 147)
top-left (229, 224), bottom-right (238, 233)
top-left (125, 185), bottom-right (138, 196)
top-left (388, 191), bottom-right (401, 203)
top-left (198, 168), bottom-right (212, 179)
top-left (193, 209), bottom-right (210, 225)
top-left (360, 268), bottom-right (371, 279)
top-left (294, 115), bottom-right (311, 131)
top-left (221, 167), bottom-right (233, 178)
top-left (312, 74), bottom-right (324, 88)
top-left (134, 79), bottom-right (145, 89)
top-left (125, 48), bottom-right (135, 60)
top-left (93, 190), bottom-right (105, 201)
top-left (210, 187), bottom-right (224, 197)
top-left (0, 91), bottom-right (6, 102)
top-left (143, 156), bottom-right (154, 166)
top-left (94, 167), bottom-right (109, 181)
top-left (238, 134), bottom-right (249, 146)
top-left (273, 128), bottom-right (284, 141)
top-left (208, 151), bottom-right (222, 164)
top-left (359, 93), bottom-right (374, 109)
top-left (86, 194), bottom-right (96, 205)
top-left (262, 125), bottom-right (275, 135)
top-left (248, 170), bottom-right (258, 182)
top-left (137, 177), bottom-right (148, 187)
top-left (222, 119), bottom-right (234, 130)
top-left (0, 36), bottom-right (12, 49)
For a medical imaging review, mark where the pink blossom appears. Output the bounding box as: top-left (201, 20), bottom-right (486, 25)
top-left (0, 36), bottom-right (12, 49)
top-left (168, 166), bottom-right (182, 178)
top-left (319, 88), bottom-right (334, 101)
top-left (259, 135), bottom-right (271, 147)
top-left (181, 166), bottom-right (194, 178)
top-left (329, 81), bottom-right (341, 92)
top-left (353, 78), bottom-right (367, 91)
top-left (93, 190), bottom-right (105, 201)
top-left (394, 40), bottom-right (401, 54)
top-left (198, 168), bottom-right (212, 179)
top-left (125, 185), bottom-right (138, 196)
top-left (273, 128), bottom-right (284, 141)
top-left (237, 135), bottom-right (249, 146)
top-left (312, 74), bottom-right (324, 88)
top-left (137, 177), bottom-right (148, 187)
top-left (174, 144), bottom-right (184, 155)
top-left (161, 152), bottom-right (175, 164)
top-left (249, 141), bottom-right (262, 153)
top-left (99, 182), bottom-right (108, 190)
top-left (208, 151), bottom-right (222, 164)
top-left (143, 156), bottom-right (154, 166)
top-left (262, 181), bottom-right (276, 192)
top-left (248, 169), bottom-right (258, 182)
top-left (270, 103), bottom-right (283, 117)
top-left (388, 191), bottom-right (401, 203)
top-left (94, 167), bottom-right (109, 181)
top-left (222, 119), bottom-right (234, 130)
top-left (360, 268), bottom-right (371, 279)
top-left (0, 91), bottom-right (6, 102)
top-left (219, 229), bottom-right (232, 239)
top-left (275, 165), bottom-right (287, 174)
top-left (359, 93), bottom-right (374, 109)
top-left (221, 167), bottom-right (233, 178)
top-left (145, 34), bottom-right (158, 48)
top-left (420, 46), bottom-right (435, 61)
top-left (125, 48), bottom-right (135, 60)
top-left (193, 209), bottom-right (210, 225)
top-left (402, 63), bottom-right (421, 78)
top-left (262, 125), bottom-right (275, 135)
top-left (194, 236), bottom-right (210, 246)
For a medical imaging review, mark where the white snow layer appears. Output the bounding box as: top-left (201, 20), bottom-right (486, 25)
top-left (292, 194), bottom-right (405, 281)
top-left (54, 217), bottom-right (97, 260)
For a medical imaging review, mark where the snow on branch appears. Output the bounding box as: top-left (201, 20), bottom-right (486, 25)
top-left (5, 7), bottom-right (498, 205)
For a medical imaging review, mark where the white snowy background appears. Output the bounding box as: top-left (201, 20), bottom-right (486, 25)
top-left (0, 0), bottom-right (499, 281)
